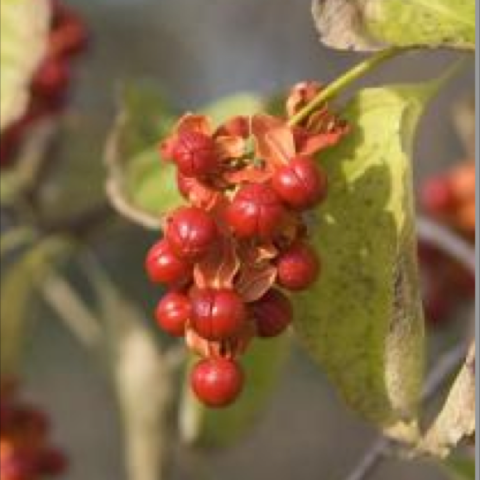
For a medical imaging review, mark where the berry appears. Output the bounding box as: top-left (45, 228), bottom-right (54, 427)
top-left (38, 449), bottom-right (68, 475)
top-left (31, 59), bottom-right (70, 98)
top-left (145, 239), bottom-right (191, 285)
top-left (227, 183), bottom-right (285, 239)
top-left (272, 156), bottom-right (327, 210)
top-left (276, 242), bottom-right (320, 290)
top-left (420, 176), bottom-right (454, 215)
top-left (165, 207), bottom-right (218, 261)
top-left (191, 288), bottom-right (246, 341)
top-left (252, 289), bottom-right (293, 337)
top-left (155, 292), bottom-right (191, 337)
top-left (171, 131), bottom-right (218, 177)
top-left (191, 358), bottom-right (244, 407)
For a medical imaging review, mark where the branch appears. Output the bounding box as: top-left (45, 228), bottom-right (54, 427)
top-left (417, 217), bottom-right (475, 273)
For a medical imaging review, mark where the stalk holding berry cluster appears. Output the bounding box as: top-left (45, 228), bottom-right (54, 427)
top-left (145, 82), bottom-right (349, 407)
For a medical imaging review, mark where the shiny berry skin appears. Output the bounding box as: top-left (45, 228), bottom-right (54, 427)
top-left (165, 207), bottom-right (218, 261)
top-left (190, 288), bottom-right (246, 341)
top-left (171, 131), bottom-right (218, 177)
top-left (227, 183), bottom-right (285, 239)
top-left (145, 239), bottom-right (191, 285)
top-left (276, 242), bottom-right (320, 291)
top-left (191, 358), bottom-right (244, 407)
top-left (272, 156), bottom-right (328, 210)
top-left (252, 289), bottom-right (293, 337)
top-left (155, 292), bottom-right (191, 337)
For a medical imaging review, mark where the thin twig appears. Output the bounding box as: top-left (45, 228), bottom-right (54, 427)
top-left (41, 272), bottom-right (103, 350)
top-left (417, 217), bottom-right (475, 273)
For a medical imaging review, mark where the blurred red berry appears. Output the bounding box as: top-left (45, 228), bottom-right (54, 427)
top-left (420, 176), bottom-right (454, 215)
top-left (191, 358), bottom-right (244, 407)
top-left (145, 239), bottom-right (192, 285)
top-left (155, 292), bottom-right (191, 337)
top-left (252, 289), bottom-right (293, 337)
top-left (191, 288), bottom-right (246, 341)
top-left (171, 131), bottom-right (218, 177)
top-left (272, 156), bottom-right (328, 210)
top-left (165, 207), bottom-right (218, 261)
top-left (276, 242), bottom-right (320, 290)
top-left (227, 183), bottom-right (285, 239)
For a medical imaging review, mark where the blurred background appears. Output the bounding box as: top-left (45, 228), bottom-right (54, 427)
top-left (6, 0), bottom-right (474, 479)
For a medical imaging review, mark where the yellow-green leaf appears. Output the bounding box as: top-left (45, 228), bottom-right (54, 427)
top-left (420, 343), bottom-right (475, 457)
top-left (179, 336), bottom-right (290, 448)
top-left (312, 0), bottom-right (475, 51)
top-left (104, 83), bottom-right (180, 229)
top-left (292, 82), bottom-right (442, 438)
top-left (444, 455), bottom-right (475, 480)
top-left (0, 0), bottom-right (51, 131)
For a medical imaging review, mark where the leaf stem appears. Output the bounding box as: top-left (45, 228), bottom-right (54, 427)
top-left (288, 47), bottom-right (409, 127)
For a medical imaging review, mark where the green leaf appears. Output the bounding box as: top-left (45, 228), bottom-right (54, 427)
top-left (312, 0), bottom-right (475, 51)
top-left (292, 81), bottom-right (442, 438)
top-left (0, 0), bottom-right (50, 131)
top-left (0, 235), bottom-right (71, 374)
top-left (105, 87), bottom-right (264, 229)
top-left (201, 93), bottom-right (264, 124)
top-left (104, 83), bottom-right (181, 229)
top-left (443, 455), bottom-right (475, 480)
top-left (179, 335), bottom-right (290, 448)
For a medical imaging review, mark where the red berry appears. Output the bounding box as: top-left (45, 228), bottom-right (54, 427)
top-left (39, 449), bottom-right (68, 475)
top-left (227, 183), bottom-right (285, 239)
top-left (252, 289), bottom-right (293, 337)
top-left (276, 242), bottom-right (320, 291)
top-left (272, 156), bottom-right (328, 210)
top-left (32, 59), bottom-right (70, 98)
top-left (165, 207), bottom-right (218, 261)
top-left (191, 358), bottom-right (244, 407)
top-left (420, 176), bottom-right (454, 215)
top-left (145, 239), bottom-right (191, 285)
top-left (191, 288), bottom-right (246, 341)
top-left (155, 292), bottom-right (191, 337)
top-left (171, 131), bottom-right (217, 177)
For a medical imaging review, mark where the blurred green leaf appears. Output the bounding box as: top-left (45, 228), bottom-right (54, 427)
top-left (179, 335), bottom-right (290, 448)
top-left (0, 235), bottom-right (71, 374)
top-left (444, 455), bottom-right (475, 480)
top-left (292, 81), bottom-right (443, 440)
top-left (104, 83), bottom-right (182, 229)
top-left (105, 87), bottom-right (264, 230)
top-left (201, 93), bottom-right (264, 124)
top-left (312, 0), bottom-right (475, 51)
top-left (0, 0), bottom-right (50, 131)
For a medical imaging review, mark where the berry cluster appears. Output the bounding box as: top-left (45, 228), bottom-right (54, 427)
top-left (0, 379), bottom-right (66, 480)
top-left (0, 0), bottom-right (88, 166)
top-left (145, 82), bottom-right (349, 407)
top-left (419, 160), bottom-right (475, 326)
